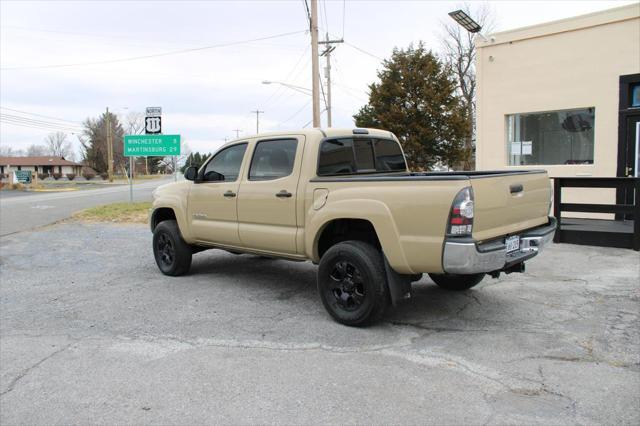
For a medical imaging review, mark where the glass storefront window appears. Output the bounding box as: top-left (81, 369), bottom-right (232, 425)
top-left (506, 107), bottom-right (595, 166)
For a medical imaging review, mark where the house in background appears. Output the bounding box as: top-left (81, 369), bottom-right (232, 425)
top-left (0, 156), bottom-right (83, 176)
top-left (475, 3), bottom-right (639, 203)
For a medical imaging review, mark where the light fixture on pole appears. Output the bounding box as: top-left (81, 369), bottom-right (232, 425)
top-left (262, 80), bottom-right (312, 96)
top-left (448, 9), bottom-right (489, 41)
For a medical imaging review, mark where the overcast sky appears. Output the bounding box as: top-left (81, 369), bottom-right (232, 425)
top-left (1, 0), bottom-right (637, 157)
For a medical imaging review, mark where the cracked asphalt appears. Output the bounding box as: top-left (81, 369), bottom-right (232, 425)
top-left (1, 222), bottom-right (639, 425)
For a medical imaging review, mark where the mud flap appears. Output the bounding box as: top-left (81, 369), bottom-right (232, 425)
top-left (383, 255), bottom-right (412, 306)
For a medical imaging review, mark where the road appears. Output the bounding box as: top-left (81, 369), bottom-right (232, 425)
top-left (1, 222), bottom-right (638, 425)
top-left (0, 177), bottom-right (173, 236)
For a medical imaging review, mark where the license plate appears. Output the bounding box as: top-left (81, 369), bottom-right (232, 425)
top-left (506, 235), bottom-right (520, 253)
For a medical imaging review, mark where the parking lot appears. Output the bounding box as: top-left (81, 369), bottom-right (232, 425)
top-left (1, 222), bottom-right (638, 425)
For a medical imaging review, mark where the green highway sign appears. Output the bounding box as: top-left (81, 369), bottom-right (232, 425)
top-left (124, 134), bottom-right (181, 157)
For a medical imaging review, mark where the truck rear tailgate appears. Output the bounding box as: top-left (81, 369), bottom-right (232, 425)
top-left (471, 171), bottom-right (551, 242)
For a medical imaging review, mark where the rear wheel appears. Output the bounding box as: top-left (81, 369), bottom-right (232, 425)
top-left (317, 241), bottom-right (389, 327)
top-left (153, 220), bottom-right (192, 276)
top-left (428, 273), bottom-right (485, 291)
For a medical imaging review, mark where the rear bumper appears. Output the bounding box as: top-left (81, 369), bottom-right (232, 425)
top-left (442, 217), bottom-right (557, 274)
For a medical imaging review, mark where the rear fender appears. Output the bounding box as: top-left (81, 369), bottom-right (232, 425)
top-left (306, 199), bottom-right (413, 274)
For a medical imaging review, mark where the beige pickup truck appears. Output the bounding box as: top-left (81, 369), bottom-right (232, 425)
top-left (150, 128), bottom-right (556, 326)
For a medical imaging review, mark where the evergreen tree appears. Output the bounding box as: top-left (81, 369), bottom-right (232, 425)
top-left (80, 112), bottom-right (125, 173)
top-left (180, 151), bottom-right (210, 173)
top-left (353, 43), bottom-right (470, 170)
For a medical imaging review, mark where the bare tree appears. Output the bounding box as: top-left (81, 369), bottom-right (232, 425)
top-left (440, 2), bottom-right (496, 170)
top-left (124, 111), bottom-right (145, 135)
top-left (26, 144), bottom-right (48, 156)
top-left (45, 131), bottom-right (74, 159)
top-left (0, 146), bottom-right (25, 157)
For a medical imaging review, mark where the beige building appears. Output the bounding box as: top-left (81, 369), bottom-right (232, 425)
top-left (0, 156), bottom-right (83, 177)
top-left (475, 3), bottom-right (640, 210)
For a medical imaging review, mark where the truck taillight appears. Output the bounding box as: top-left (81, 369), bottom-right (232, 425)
top-left (448, 187), bottom-right (474, 236)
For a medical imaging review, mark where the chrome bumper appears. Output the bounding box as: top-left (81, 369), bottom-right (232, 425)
top-left (442, 217), bottom-right (557, 274)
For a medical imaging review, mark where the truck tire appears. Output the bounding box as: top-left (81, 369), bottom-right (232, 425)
top-left (153, 220), bottom-right (192, 276)
top-left (317, 241), bottom-right (390, 326)
top-left (428, 273), bottom-right (485, 291)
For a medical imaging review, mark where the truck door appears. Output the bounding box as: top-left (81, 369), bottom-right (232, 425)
top-left (237, 137), bottom-right (304, 254)
top-left (188, 143), bottom-right (248, 246)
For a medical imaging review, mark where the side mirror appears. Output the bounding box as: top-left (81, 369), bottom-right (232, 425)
top-left (184, 166), bottom-right (198, 181)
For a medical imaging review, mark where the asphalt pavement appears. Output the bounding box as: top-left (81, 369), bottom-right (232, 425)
top-left (1, 222), bottom-right (638, 425)
top-left (0, 177), bottom-right (173, 236)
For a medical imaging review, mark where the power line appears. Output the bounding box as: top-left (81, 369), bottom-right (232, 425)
top-left (322, 0), bottom-right (330, 35)
top-left (0, 107), bottom-right (82, 125)
top-left (278, 100), bottom-right (311, 127)
top-left (342, 0), bottom-right (346, 38)
top-left (1, 29), bottom-right (307, 71)
top-left (0, 117), bottom-right (83, 133)
top-left (261, 46), bottom-right (310, 110)
top-left (0, 113), bottom-right (84, 130)
top-left (344, 41), bottom-right (384, 61)
top-left (302, 0), bottom-right (311, 29)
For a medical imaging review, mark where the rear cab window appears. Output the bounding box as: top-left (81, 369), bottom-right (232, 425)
top-left (317, 137), bottom-right (406, 176)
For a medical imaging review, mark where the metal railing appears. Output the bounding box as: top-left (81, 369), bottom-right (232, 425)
top-left (553, 177), bottom-right (640, 250)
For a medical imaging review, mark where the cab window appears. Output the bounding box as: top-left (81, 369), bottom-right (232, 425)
top-left (317, 138), bottom-right (406, 176)
top-left (248, 139), bottom-right (297, 181)
top-left (202, 143), bottom-right (247, 182)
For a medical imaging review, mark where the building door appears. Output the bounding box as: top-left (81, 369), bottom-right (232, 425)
top-left (617, 73), bottom-right (640, 219)
top-left (623, 115), bottom-right (640, 177)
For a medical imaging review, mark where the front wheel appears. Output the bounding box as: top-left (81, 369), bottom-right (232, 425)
top-left (428, 273), bottom-right (485, 291)
top-left (317, 241), bottom-right (390, 327)
top-left (153, 220), bottom-right (192, 276)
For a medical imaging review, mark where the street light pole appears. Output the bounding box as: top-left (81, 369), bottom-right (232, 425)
top-left (310, 0), bottom-right (321, 128)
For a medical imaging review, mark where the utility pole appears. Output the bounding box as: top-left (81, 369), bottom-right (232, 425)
top-left (319, 33), bottom-right (344, 128)
top-left (310, 0), bottom-right (321, 128)
top-left (251, 109), bottom-right (264, 133)
top-left (106, 107), bottom-right (113, 182)
top-left (233, 129), bottom-right (242, 139)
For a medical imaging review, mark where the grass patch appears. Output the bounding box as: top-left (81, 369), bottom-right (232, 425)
top-left (73, 202), bottom-right (151, 224)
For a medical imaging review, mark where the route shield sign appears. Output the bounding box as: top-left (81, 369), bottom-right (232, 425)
top-left (144, 116), bottom-right (162, 134)
top-left (124, 134), bottom-right (181, 157)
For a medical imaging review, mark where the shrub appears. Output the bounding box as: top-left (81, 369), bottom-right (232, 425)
top-left (52, 173), bottom-right (62, 180)
top-left (37, 173), bottom-right (48, 180)
top-left (10, 183), bottom-right (25, 190)
top-left (66, 173), bottom-right (76, 181)
top-left (0, 173), bottom-right (8, 179)
top-left (83, 172), bottom-right (95, 180)
top-left (100, 173), bottom-right (108, 180)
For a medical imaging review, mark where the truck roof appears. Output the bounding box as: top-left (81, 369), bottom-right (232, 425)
top-left (224, 128), bottom-right (396, 146)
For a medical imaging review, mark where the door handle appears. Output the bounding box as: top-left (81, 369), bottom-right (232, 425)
top-left (510, 184), bottom-right (524, 194)
top-left (223, 190), bottom-right (236, 198)
top-left (275, 190), bottom-right (292, 198)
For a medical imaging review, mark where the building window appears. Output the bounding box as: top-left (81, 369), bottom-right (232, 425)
top-left (631, 83), bottom-right (640, 108)
top-left (506, 107), bottom-right (595, 166)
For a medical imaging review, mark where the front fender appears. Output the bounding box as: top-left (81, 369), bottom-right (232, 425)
top-left (151, 187), bottom-right (192, 242)
top-left (305, 199), bottom-right (414, 274)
